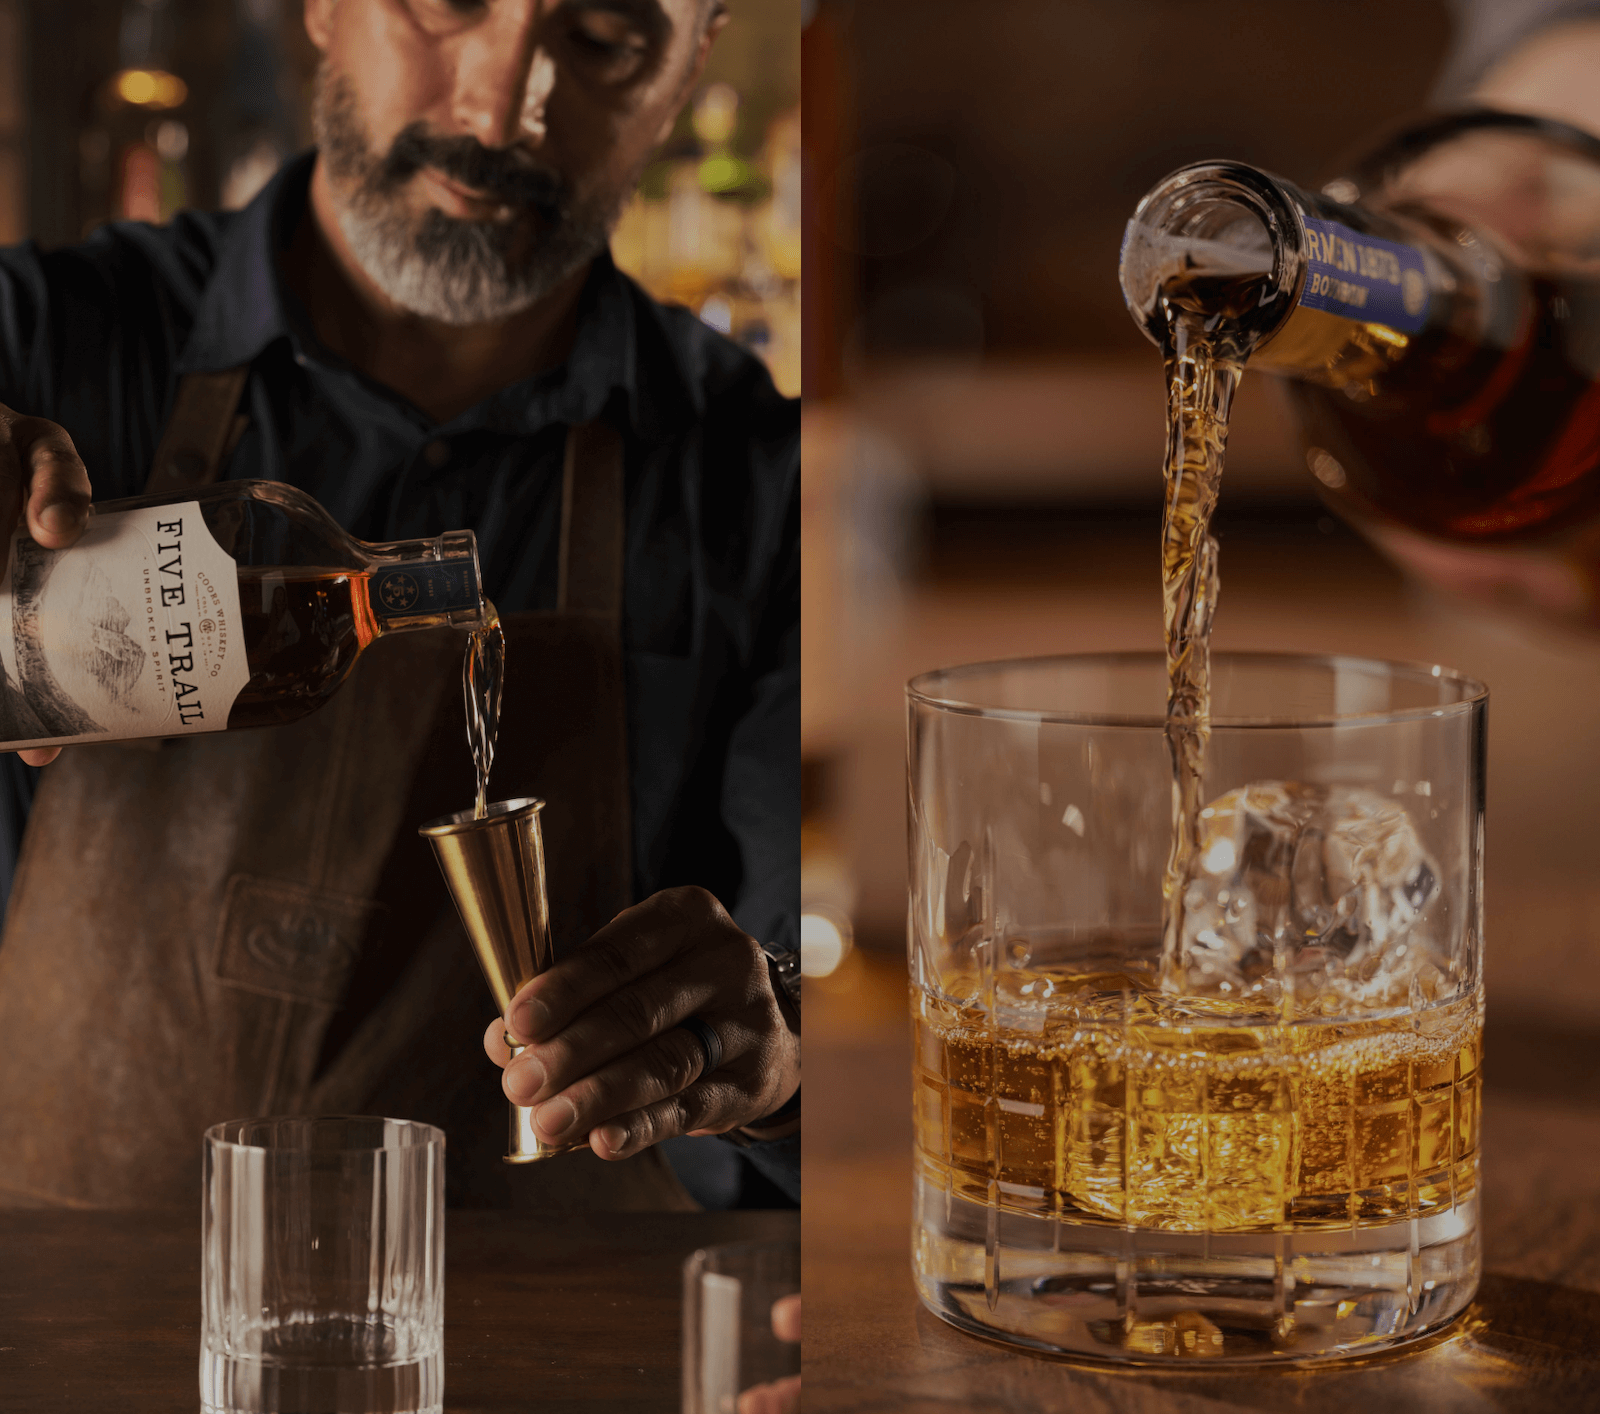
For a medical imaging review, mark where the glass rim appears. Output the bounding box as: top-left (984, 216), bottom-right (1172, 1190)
top-left (418, 795), bottom-right (545, 837)
top-left (203, 1115), bottom-right (445, 1154)
top-left (685, 1238), bottom-right (802, 1262)
top-left (906, 650), bottom-right (1488, 728)
top-left (684, 1237), bottom-right (802, 1281)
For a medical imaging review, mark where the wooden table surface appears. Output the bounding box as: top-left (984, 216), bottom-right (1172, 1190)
top-left (805, 948), bottom-right (1600, 1413)
top-left (0, 1206), bottom-right (797, 1412)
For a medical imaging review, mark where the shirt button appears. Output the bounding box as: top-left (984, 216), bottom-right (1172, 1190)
top-left (423, 439), bottom-right (450, 468)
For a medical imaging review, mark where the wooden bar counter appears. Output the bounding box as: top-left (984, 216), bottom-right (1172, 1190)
top-left (0, 1206), bottom-right (797, 1410)
top-left (805, 948), bottom-right (1600, 1413)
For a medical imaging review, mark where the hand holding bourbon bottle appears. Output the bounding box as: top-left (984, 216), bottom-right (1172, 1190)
top-left (0, 399), bottom-right (486, 761)
top-left (1121, 109), bottom-right (1600, 626)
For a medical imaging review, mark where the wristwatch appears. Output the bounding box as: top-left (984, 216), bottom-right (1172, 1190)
top-left (759, 940), bottom-right (801, 1014)
top-left (721, 941), bottom-right (802, 1147)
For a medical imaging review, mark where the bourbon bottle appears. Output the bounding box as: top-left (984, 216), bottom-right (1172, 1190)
top-left (0, 479), bottom-right (485, 749)
top-left (1121, 109), bottom-right (1600, 623)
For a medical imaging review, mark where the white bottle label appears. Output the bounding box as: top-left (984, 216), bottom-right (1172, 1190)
top-left (0, 501), bottom-right (250, 749)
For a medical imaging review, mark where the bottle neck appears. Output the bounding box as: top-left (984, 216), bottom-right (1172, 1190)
top-left (1121, 161), bottom-right (1518, 389)
top-left (363, 530), bottom-right (485, 635)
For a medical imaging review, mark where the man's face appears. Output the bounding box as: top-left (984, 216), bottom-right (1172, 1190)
top-left (306, 0), bottom-right (715, 324)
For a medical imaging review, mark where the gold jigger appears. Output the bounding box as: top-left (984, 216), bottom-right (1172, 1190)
top-left (419, 797), bottom-right (588, 1163)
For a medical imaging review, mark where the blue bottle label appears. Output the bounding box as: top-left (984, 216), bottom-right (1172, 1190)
top-left (372, 561), bottom-right (479, 621)
top-left (1299, 218), bottom-right (1430, 334)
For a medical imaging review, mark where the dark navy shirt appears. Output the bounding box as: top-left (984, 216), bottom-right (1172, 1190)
top-left (0, 153), bottom-right (799, 1203)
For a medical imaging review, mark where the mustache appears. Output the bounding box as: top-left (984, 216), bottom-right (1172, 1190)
top-left (377, 125), bottom-right (568, 220)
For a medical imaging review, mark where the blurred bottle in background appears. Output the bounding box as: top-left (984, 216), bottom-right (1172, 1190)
top-left (78, 0), bottom-right (301, 234)
top-left (83, 0), bottom-right (192, 228)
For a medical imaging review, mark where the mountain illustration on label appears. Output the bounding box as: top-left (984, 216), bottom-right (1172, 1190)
top-left (78, 566), bottom-right (145, 705)
top-left (11, 539), bottom-right (148, 735)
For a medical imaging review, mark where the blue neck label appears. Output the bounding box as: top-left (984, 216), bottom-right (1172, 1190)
top-left (1299, 218), bottom-right (1429, 334)
top-left (372, 561), bottom-right (478, 621)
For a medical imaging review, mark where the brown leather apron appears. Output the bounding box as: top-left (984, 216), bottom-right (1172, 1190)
top-left (0, 373), bottom-right (694, 1212)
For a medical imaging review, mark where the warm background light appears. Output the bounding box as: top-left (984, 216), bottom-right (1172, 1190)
top-left (609, 11), bottom-right (800, 396)
top-left (801, 908), bottom-right (852, 979)
top-left (111, 68), bottom-right (187, 110)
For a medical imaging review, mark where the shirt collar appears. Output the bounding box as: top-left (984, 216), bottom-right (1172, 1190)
top-left (175, 150), bottom-right (673, 439)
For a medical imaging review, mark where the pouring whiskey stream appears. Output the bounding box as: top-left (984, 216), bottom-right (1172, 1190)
top-left (420, 606), bottom-right (585, 1162)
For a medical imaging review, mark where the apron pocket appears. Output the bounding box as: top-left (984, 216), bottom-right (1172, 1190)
top-left (215, 874), bottom-right (378, 1006)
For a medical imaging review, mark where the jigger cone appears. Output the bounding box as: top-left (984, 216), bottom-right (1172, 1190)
top-left (419, 797), bottom-right (587, 1162)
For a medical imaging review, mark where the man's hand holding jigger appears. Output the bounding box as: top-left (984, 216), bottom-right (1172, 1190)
top-left (484, 886), bottom-right (800, 1158)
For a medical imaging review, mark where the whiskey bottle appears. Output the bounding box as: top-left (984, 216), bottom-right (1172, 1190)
top-left (0, 479), bottom-right (485, 750)
top-left (1120, 109), bottom-right (1600, 621)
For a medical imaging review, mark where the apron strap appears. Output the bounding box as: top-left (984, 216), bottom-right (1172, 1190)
top-left (555, 418), bottom-right (633, 909)
top-left (144, 366), bottom-right (251, 494)
top-left (558, 420), bottom-right (625, 618)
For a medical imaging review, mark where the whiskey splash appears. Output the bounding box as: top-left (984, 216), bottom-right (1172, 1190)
top-left (465, 601), bottom-right (503, 820)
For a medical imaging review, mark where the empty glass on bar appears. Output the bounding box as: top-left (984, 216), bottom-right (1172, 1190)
top-left (682, 1239), bottom-right (801, 1414)
top-left (908, 653), bottom-right (1485, 1364)
top-left (201, 1116), bottom-right (445, 1414)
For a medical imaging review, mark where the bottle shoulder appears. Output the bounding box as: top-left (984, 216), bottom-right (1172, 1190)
top-left (94, 477), bottom-right (330, 519)
top-left (89, 479), bottom-right (362, 571)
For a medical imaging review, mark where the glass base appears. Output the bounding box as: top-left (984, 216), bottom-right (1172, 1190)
top-left (912, 1174), bottom-right (1479, 1365)
top-left (201, 1318), bottom-right (442, 1414)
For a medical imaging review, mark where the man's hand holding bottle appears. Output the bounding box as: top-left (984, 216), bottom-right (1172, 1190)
top-left (0, 402), bottom-right (92, 766)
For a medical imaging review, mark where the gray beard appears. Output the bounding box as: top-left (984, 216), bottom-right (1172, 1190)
top-left (332, 201), bottom-right (604, 326)
top-left (313, 70), bottom-right (616, 327)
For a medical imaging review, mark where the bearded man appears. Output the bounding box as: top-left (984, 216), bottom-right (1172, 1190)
top-left (0, 0), bottom-right (799, 1213)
